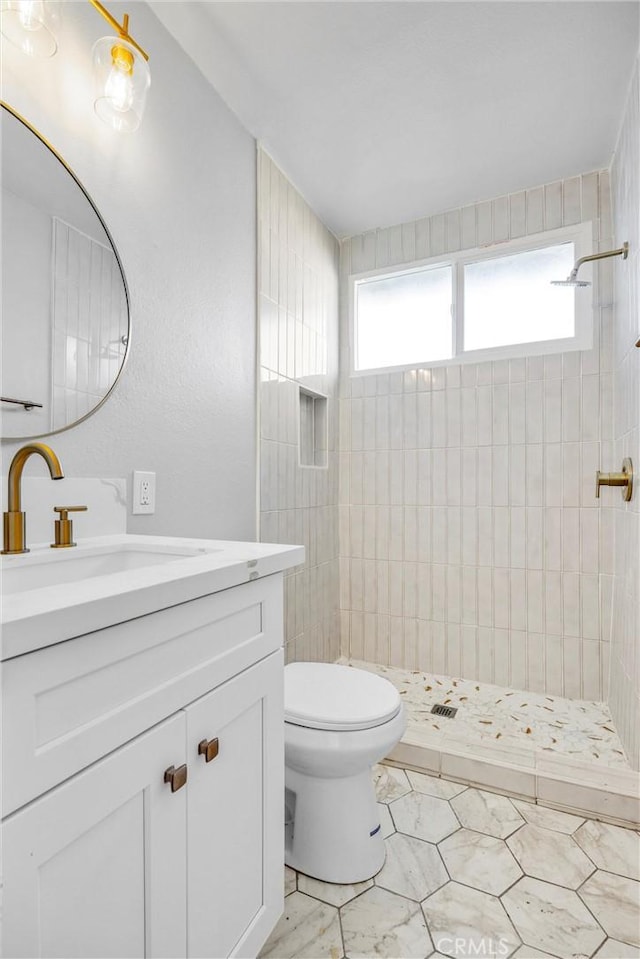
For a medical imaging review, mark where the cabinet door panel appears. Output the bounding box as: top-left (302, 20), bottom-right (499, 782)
top-left (186, 652), bottom-right (284, 959)
top-left (2, 714), bottom-right (187, 959)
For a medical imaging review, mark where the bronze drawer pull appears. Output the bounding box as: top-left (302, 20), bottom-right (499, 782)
top-left (198, 738), bottom-right (219, 763)
top-left (164, 764), bottom-right (188, 792)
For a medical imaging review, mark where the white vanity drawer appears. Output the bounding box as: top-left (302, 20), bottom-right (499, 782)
top-left (2, 574), bottom-right (283, 816)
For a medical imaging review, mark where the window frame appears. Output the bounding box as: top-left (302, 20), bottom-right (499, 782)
top-left (349, 222), bottom-right (593, 376)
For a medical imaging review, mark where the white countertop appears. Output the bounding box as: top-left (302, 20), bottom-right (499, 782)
top-left (1, 534), bottom-right (304, 660)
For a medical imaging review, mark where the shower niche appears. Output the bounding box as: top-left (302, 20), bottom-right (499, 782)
top-left (299, 387), bottom-right (328, 468)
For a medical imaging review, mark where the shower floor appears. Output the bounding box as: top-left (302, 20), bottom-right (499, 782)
top-left (346, 659), bottom-right (630, 769)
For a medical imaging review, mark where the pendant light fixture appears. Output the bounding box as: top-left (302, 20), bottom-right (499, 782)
top-left (90, 0), bottom-right (150, 133)
top-left (0, 0), bottom-right (61, 58)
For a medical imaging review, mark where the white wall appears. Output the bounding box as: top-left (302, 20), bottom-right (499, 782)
top-left (339, 172), bottom-right (616, 701)
top-left (258, 150), bottom-right (340, 664)
top-left (610, 51), bottom-right (640, 769)
top-left (1, 1), bottom-right (257, 540)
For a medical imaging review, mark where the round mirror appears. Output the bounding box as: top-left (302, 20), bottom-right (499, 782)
top-left (1, 103), bottom-right (130, 439)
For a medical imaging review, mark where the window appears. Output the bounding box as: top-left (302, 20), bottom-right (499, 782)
top-left (351, 224), bottom-right (592, 374)
top-left (355, 265), bottom-right (452, 371)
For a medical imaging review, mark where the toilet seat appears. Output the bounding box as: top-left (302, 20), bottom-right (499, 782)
top-left (284, 662), bottom-right (401, 731)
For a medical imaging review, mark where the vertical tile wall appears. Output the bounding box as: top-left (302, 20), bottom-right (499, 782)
top-left (610, 52), bottom-right (640, 769)
top-left (258, 149), bottom-right (341, 663)
top-left (52, 219), bottom-right (128, 431)
top-left (338, 172), bottom-right (616, 701)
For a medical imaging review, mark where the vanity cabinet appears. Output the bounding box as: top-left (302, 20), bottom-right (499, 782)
top-left (2, 575), bottom-right (285, 959)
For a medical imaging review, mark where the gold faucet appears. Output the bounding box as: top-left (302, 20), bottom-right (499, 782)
top-left (2, 444), bottom-right (64, 554)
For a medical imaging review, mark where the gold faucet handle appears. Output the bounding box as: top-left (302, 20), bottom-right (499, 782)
top-left (54, 506), bottom-right (88, 520)
top-left (51, 506), bottom-right (88, 549)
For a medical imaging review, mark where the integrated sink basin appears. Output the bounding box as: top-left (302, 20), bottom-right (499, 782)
top-left (2, 542), bottom-right (220, 594)
top-left (1, 533), bottom-right (305, 661)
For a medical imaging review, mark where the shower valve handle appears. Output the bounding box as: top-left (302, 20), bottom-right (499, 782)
top-left (595, 459), bottom-right (633, 501)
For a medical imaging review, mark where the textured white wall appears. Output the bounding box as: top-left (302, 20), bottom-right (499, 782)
top-left (1, 2), bottom-right (257, 541)
top-left (610, 51), bottom-right (640, 769)
top-left (339, 172), bottom-right (616, 702)
top-left (258, 150), bottom-right (340, 664)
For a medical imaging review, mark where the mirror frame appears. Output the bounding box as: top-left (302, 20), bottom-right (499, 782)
top-left (1, 100), bottom-right (131, 441)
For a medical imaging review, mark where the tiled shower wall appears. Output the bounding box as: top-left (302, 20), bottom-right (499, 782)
top-left (52, 219), bottom-right (128, 431)
top-left (610, 51), bottom-right (640, 769)
top-left (258, 149), bottom-right (341, 663)
top-left (338, 172), bottom-right (617, 701)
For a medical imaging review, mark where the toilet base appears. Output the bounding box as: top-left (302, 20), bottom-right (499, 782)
top-left (285, 766), bottom-right (386, 884)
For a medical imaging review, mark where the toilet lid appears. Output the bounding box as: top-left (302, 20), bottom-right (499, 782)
top-left (284, 663), bottom-right (402, 731)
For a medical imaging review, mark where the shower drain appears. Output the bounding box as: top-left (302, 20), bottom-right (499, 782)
top-left (431, 704), bottom-right (458, 719)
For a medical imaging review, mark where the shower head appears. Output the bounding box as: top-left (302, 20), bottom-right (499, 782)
top-left (551, 277), bottom-right (591, 287)
top-left (551, 242), bottom-right (629, 288)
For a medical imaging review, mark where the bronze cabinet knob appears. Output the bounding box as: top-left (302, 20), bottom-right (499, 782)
top-left (164, 764), bottom-right (188, 792)
top-left (198, 738), bottom-right (219, 763)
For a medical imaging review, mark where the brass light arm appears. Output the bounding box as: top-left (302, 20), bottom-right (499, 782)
top-left (88, 0), bottom-right (149, 61)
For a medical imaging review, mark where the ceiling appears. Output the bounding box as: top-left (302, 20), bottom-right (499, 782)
top-left (150, 1), bottom-right (639, 238)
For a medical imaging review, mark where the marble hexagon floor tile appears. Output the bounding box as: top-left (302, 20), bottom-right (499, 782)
top-left (510, 798), bottom-right (585, 834)
top-left (574, 819), bottom-right (640, 880)
top-left (377, 801), bottom-right (395, 839)
top-left (422, 881), bottom-right (521, 958)
top-left (450, 787), bottom-right (524, 839)
top-left (372, 763), bottom-right (412, 803)
top-left (578, 871), bottom-right (640, 947)
top-left (406, 769), bottom-right (468, 800)
top-left (374, 831), bottom-right (448, 901)
top-left (297, 873), bottom-right (373, 908)
top-left (277, 761), bottom-right (639, 959)
top-left (259, 891), bottom-right (342, 959)
top-left (439, 828), bottom-right (523, 896)
top-left (506, 823), bottom-right (595, 889)
top-left (593, 939), bottom-right (640, 958)
top-left (389, 790), bottom-right (460, 843)
top-left (511, 947), bottom-right (557, 958)
top-left (341, 885), bottom-right (433, 958)
top-left (284, 865), bottom-right (297, 897)
top-left (502, 876), bottom-right (606, 958)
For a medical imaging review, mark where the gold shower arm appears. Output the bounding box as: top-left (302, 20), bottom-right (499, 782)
top-left (569, 242), bottom-right (629, 281)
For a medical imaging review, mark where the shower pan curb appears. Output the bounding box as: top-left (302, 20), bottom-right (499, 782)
top-left (387, 729), bottom-right (640, 828)
top-left (341, 658), bottom-right (639, 828)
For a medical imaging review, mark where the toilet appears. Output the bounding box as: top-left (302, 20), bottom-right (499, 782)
top-left (284, 662), bottom-right (406, 884)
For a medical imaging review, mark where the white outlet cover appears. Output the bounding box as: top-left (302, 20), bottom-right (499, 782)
top-left (132, 471), bottom-right (156, 515)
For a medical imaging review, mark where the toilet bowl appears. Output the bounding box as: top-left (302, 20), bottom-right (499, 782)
top-left (284, 662), bottom-right (406, 884)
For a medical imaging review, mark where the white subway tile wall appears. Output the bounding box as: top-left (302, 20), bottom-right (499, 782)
top-left (610, 53), bottom-right (640, 769)
top-left (258, 150), bottom-right (341, 664)
top-left (338, 171), bottom-right (620, 702)
top-left (52, 219), bottom-right (127, 431)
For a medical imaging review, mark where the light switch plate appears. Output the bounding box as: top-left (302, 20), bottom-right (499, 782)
top-left (132, 470), bottom-right (155, 515)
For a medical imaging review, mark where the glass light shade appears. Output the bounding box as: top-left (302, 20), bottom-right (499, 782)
top-left (0, 0), bottom-right (60, 58)
top-left (92, 35), bottom-right (150, 133)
